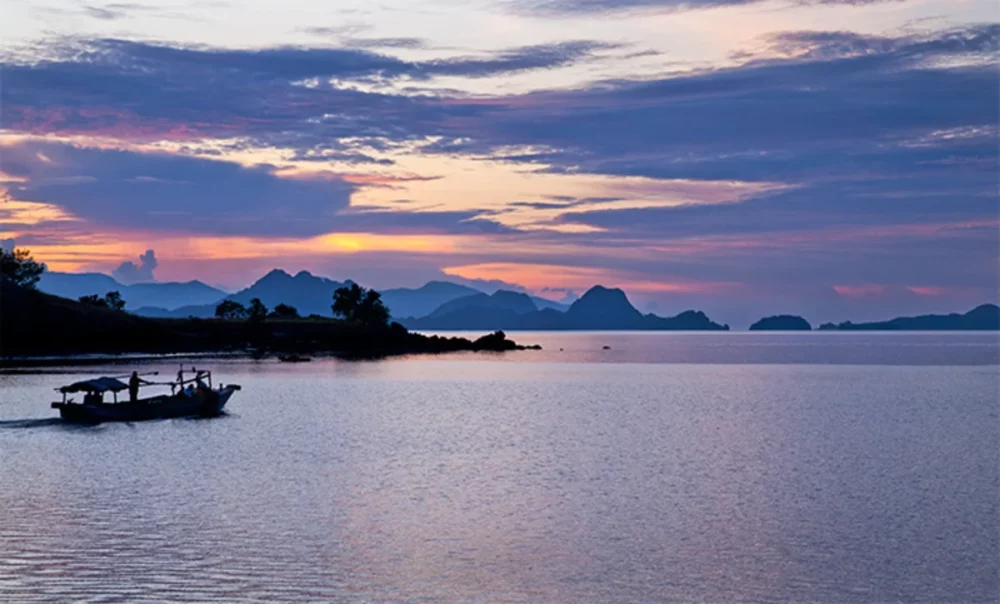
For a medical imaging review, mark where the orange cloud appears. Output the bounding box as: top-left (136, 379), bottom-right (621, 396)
top-left (0, 196), bottom-right (80, 226)
top-left (444, 262), bottom-right (734, 295)
top-left (907, 286), bottom-right (946, 296)
top-left (833, 284), bottom-right (886, 297)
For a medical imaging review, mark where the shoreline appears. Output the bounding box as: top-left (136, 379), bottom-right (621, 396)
top-left (0, 345), bottom-right (541, 369)
top-left (1, 282), bottom-right (542, 361)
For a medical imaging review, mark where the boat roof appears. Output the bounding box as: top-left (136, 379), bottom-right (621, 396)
top-left (59, 377), bottom-right (129, 393)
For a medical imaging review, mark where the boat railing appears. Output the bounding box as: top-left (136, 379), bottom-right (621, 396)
top-left (53, 367), bottom-right (222, 405)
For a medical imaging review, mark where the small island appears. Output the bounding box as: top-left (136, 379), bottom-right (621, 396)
top-left (749, 315), bottom-right (812, 331)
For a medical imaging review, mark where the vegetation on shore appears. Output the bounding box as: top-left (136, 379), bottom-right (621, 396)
top-left (0, 248), bottom-right (537, 358)
top-left (0, 282), bottom-right (536, 357)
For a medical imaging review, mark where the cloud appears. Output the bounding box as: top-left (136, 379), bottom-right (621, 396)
top-left (1, 37), bottom-right (619, 152)
top-left (79, 3), bottom-right (198, 22)
top-left (448, 26), bottom-right (998, 176)
top-left (5, 26), bottom-right (993, 168)
top-left (422, 41), bottom-right (621, 78)
top-left (3, 24), bottom-right (997, 321)
top-left (3, 139), bottom-right (357, 236)
top-left (516, 0), bottom-right (905, 17)
top-left (4, 36), bottom-right (614, 88)
top-left (345, 37), bottom-right (428, 50)
top-left (2, 138), bottom-right (516, 237)
top-left (112, 249), bottom-right (158, 283)
top-left (83, 6), bottom-right (126, 20)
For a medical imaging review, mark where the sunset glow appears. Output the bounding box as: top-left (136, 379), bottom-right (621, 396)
top-left (1, 0), bottom-right (996, 324)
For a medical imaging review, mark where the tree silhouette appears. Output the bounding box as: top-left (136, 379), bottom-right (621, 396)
top-left (332, 283), bottom-right (362, 319)
top-left (215, 299), bottom-right (248, 319)
top-left (0, 248), bottom-right (46, 289)
top-left (332, 284), bottom-right (390, 327)
top-left (248, 297), bottom-right (268, 321)
top-left (104, 291), bottom-right (126, 311)
top-left (79, 294), bottom-right (105, 307)
top-left (78, 291), bottom-right (126, 311)
top-left (270, 303), bottom-right (299, 319)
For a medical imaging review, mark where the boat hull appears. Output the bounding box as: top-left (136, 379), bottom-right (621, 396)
top-left (53, 387), bottom-right (238, 423)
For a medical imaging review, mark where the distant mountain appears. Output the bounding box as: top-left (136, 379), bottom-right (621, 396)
top-left (140, 269), bottom-right (348, 318)
top-left (405, 290), bottom-right (539, 330)
top-left (431, 290), bottom-right (537, 317)
top-left (818, 304), bottom-right (1000, 331)
top-left (39, 272), bottom-right (121, 300)
top-left (381, 281), bottom-right (482, 319)
top-left (750, 315), bottom-right (812, 331)
top-left (403, 285), bottom-right (728, 331)
top-left (380, 282), bottom-right (565, 319)
top-left (230, 269), bottom-right (347, 314)
top-left (39, 272), bottom-right (226, 311)
top-left (529, 295), bottom-right (568, 312)
top-left (563, 286), bottom-right (644, 329)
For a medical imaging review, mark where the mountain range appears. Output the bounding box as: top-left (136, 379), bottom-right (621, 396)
top-left (39, 269), bottom-right (563, 320)
top-left (38, 272), bottom-right (227, 311)
top-left (818, 304), bottom-right (1000, 331)
top-left (35, 269), bottom-right (999, 331)
top-left (400, 285), bottom-right (729, 331)
top-left (136, 269), bottom-right (349, 318)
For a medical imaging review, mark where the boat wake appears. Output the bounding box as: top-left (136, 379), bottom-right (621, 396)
top-left (0, 418), bottom-right (70, 429)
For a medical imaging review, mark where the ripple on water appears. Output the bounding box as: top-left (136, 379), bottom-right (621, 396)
top-left (1, 351), bottom-right (998, 602)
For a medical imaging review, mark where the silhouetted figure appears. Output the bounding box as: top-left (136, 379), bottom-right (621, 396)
top-left (128, 371), bottom-right (150, 403)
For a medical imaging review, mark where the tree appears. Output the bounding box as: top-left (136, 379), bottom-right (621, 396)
top-left (215, 299), bottom-right (248, 319)
top-left (269, 303), bottom-right (299, 319)
top-left (332, 283), bottom-right (363, 320)
top-left (248, 297), bottom-right (268, 321)
top-left (79, 294), bottom-right (107, 308)
top-left (358, 289), bottom-right (391, 327)
top-left (104, 291), bottom-right (126, 312)
top-left (0, 247), bottom-right (46, 289)
top-left (332, 284), bottom-right (390, 327)
top-left (79, 291), bottom-right (127, 311)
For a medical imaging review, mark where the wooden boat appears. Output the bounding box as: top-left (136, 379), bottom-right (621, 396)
top-left (51, 368), bottom-right (240, 423)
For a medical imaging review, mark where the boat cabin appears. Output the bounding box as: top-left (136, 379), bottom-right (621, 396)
top-left (58, 377), bottom-right (129, 404)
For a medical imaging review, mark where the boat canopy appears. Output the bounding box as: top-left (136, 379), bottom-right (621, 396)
top-left (59, 377), bottom-right (129, 394)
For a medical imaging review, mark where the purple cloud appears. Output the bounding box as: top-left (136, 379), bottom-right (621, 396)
top-left (112, 249), bottom-right (158, 283)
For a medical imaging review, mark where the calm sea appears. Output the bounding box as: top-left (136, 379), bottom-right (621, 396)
top-left (1, 332), bottom-right (998, 603)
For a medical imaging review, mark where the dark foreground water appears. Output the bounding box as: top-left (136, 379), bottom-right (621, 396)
top-left (1, 333), bottom-right (998, 602)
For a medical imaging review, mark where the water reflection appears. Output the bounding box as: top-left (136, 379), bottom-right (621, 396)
top-left (1, 337), bottom-right (998, 602)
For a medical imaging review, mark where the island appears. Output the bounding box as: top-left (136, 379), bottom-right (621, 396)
top-left (749, 315), bottom-right (812, 331)
top-left (0, 281), bottom-right (539, 359)
top-left (817, 304), bottom-right (1000, 331)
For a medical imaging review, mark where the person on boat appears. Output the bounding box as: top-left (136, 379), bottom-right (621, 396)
top-left (128, 371), bottom-right (151, 403)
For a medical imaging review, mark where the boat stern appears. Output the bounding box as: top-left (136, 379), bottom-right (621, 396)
top-left (51, 402), bottom-right (101, 423)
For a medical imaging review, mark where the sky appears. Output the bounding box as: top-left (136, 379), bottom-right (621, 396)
top-left (1, 0), bottom-right (998, 326)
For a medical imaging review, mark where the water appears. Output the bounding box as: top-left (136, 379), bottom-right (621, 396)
top-left (1, 333), bottom-right (998, 602)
